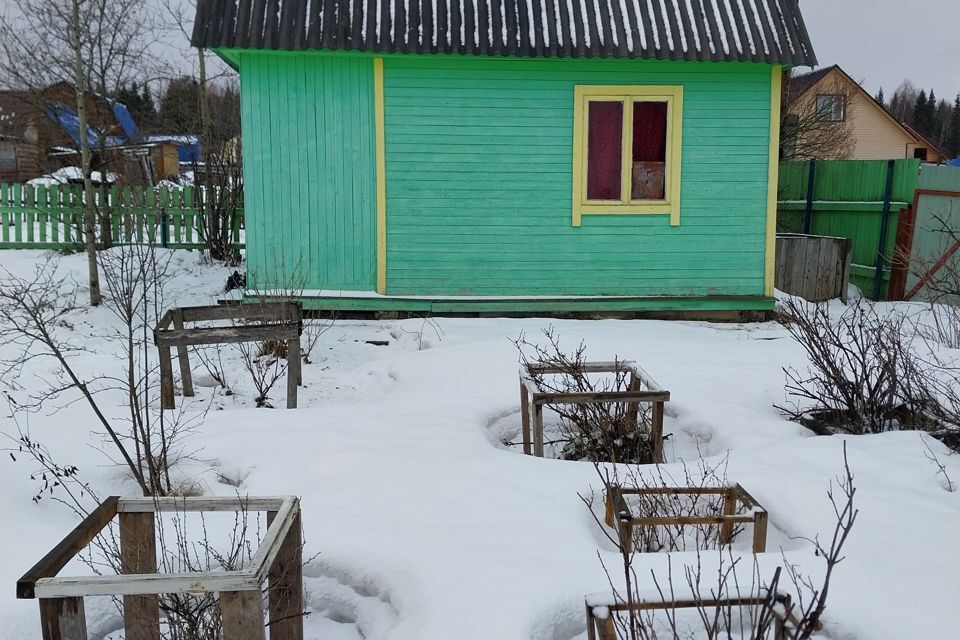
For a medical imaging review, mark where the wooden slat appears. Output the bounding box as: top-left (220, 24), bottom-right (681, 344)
top-left (34, 570), bottom-right (260, 598)
top-left (625, 514), bottom-right (757, 526)
top-left (532, 390), bottom-right (671, 405)
top-left (117, 496), bottom-right (289, 513)
top-left (157, 324), bottom-right (301, 348)
top-left (18, 497), bottom-right (120, 599)
top-left (251, 498), bottom-right (299, 584)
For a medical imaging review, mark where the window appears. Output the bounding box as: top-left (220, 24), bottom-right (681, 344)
top-left (573, 86), bottom-right (683, 226)
top-left (913, 147), bottom-right (928, 160)
top-left (815, 94), bottom-right (845, 122)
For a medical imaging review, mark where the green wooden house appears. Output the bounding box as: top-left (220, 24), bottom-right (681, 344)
top-left (192, 0), bottom-right (816, 313)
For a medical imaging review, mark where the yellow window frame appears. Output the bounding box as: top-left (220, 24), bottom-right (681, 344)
top-left (572, 85), bottom-right (683, 227)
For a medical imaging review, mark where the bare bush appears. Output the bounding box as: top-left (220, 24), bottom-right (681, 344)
top-left (777, 296), bottom-right (941, 435)
top-left (515, 327), bottom-right (656, 463)
top-left (585, 456), bottom-right (746, 554)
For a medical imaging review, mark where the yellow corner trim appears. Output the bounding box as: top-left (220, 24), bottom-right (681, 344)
top-left (374, 57), bottom-right (387, 294)
top-left (765, 66), bottom-right (782, 297)
top-left (572, 85), bottom-right (683, 227)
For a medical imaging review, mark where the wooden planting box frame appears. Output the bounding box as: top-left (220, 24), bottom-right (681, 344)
top-left (604, 484), bottom-right (769, 554)
top-left (17, 496), bottom-right (303, 640)
top-left (519, 360), bottom-right (669, 461)
top-left (584, 576), bottom-right (794, 640)
top-left (153, 302), bottom-right (303, 409)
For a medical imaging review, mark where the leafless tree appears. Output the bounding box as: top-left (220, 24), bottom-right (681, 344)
top-left (0, 247), bottom-right (204, 496)
top-left (0, 0), bottom-right (163, 305)
top-left (780, 70), bottom-right (856, 161)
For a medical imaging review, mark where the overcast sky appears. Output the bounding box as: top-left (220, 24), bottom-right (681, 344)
top-left (798, 0), bottom-right (960, 100)
top-left (155, 0), bottom-right (960, 100)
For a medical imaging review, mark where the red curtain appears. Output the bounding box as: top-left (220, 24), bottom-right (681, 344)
top-left (632, 102), bottom-right (667, 162)
top-left (587, 101), bottom-right (623, 200)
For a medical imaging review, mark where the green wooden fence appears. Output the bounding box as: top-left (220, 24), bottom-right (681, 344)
top-left (0, 183), bottom-right (244, 250)
top-left (777, 159), bottom-right (921, 299)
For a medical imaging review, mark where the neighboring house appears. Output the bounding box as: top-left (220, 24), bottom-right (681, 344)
top-left (899, 123), bottom-right (950, 164)
top-left (192, 0), bottom-right (817, 314)
top-left (785, 65), bottom-right (942, 162)
top-left (0, 82), bottom-right (198, 184)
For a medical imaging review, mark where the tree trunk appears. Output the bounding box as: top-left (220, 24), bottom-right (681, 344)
top-left (198, 47), bottom-right (220, 256)
top-left (72, 0), bottom-right (101, 306)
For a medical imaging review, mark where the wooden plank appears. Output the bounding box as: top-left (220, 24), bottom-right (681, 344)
top-left (719, 488), bottom-right (736, 544)
top-left (626, 514), bottom-right (757, 526)
top-left (526, 360), bottom-right (635, 374)
top-left (39, 597), bottom-right (87, 640)
top-left (617, 486), bottom-right (732, 496)
top-left (172, 309), bottom-right (194, 398)
top-left (178, 302), bottom-right (301, 323)
top-left (532, 390), bottom-right (671, 405)
top-left (520, 380), bottom-right (531, 455)
top-left (651, 401), bottom-right (664, 463)
top-left (158, 344), bottom-right (175, 410)
top-left (533, 404), bottom-right (544, 458)
top-left (119, 512), bottom-right (160, 640)
top-left (251, 498), bottom-right (300, 584)
top-left (157, 324), bottom-right (301, 348)
top-left (117, 497), bottom-right (289, 513)
top-left (752, 510), bottom-right (769, 553)
top-left (220, 590), bottom-right (266, 640)
top-left (267, 509), bottom-right (304, 640)
top-left (18, 497), bottom-right (119, 599)
top-left (286, 338), bottom-right (300, 409)
top-left (34, 571), bottom-right (260, 598)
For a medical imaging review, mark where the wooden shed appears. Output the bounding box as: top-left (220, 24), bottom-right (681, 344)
top-left (192, 0), bottom-right (817, 314)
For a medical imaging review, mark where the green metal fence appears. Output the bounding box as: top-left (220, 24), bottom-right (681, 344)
top-left (777, 159), bottom-right (922, 299)
top-left (0, 183), bottom-right (244, 251)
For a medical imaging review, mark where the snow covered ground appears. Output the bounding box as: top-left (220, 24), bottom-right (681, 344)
top-left (0, 249), bottom-right (958, 639)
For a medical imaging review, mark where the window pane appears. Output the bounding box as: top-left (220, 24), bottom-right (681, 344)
top-left (631, 101), bottom-right (667, 200)
top-left (587, 101), bottom-right (623, 200)
top-left (816, 95), bottom-right (844, 121)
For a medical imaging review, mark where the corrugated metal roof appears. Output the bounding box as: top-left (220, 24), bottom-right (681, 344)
top-left (192, 0), bottom-right (816, 65)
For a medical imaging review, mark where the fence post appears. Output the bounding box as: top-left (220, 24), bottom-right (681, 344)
top-left (872, 159), bottom-right (896, 300)
top-left (802, 159), bottom-right (816, 234)
top-left (39, 597), bottom-right (87, 640)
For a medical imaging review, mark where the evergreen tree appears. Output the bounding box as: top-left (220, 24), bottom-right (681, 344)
top-left (945, 95), bottom-right (960, 159)
top-left (912, 89), bottom-right (938, 137)
top-left (875, 87), bottom-right (885, 107)
top-left (159, 76), bottom-right (201, 134)
top-left (927, 90), bottom-right (939, 138)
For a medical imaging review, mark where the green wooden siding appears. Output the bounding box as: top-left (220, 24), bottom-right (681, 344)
top-left (239, 53), bottom-right (376, 291)
top-left (776, 159), bottom-right (921, 298)
top-left (383, 57), bottom-right (773, 297)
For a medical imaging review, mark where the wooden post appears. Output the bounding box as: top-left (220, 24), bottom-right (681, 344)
top-left (533, 403), bottom-right (544, 457)
top-left (618, 520), bottom-right (633, 555)
top-left (597, 613), bottom-right (617, 640)
top-left (626, 370), bottom-right (640, 429)
top-left (221, 590), bottom-right (266, 640)
top-left (585, 603), bottom-right (597, 640)
top-left (158, 344), bottom-right (175, 410)
top-left (39, 597), bottom-right (87, 640)
top-left (286, 338), bottom-right (300, 409)
top-left (119, 512), bottom-right (160, 640)
top-left (651, 401), bottom-right (665, 463)
top-left (520, 381), bottom-right (531, 455)
top-left (267, 510), bottom-right (304, 640)
top-left (752, 510), bottom-right (769, 553)
top-left (719, 489), bottom-right (737, 545)
top-left (172, 309), bottom-right (194, 398)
